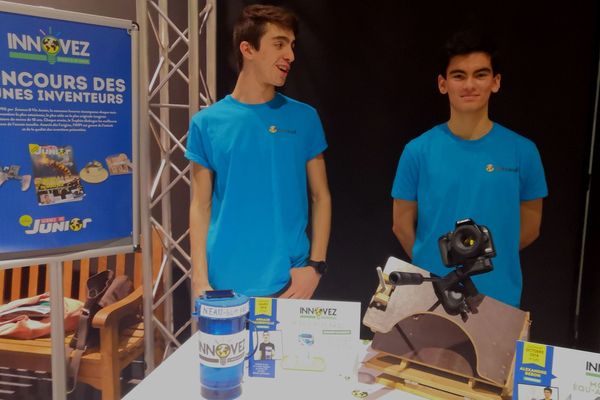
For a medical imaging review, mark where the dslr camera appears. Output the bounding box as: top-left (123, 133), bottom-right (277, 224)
top-left (438, 218), bottom-right (495, 270)
top-left (385, 218), bottom-right (496, 316)
top-left (433, 218), bottom-right (496, 315)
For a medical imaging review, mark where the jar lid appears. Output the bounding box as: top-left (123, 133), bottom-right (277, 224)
top-left (194, 290), bottom-right (249, 319)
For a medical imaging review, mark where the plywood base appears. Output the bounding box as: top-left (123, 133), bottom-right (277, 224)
top-left (365, 352), bottom-right (507, 400)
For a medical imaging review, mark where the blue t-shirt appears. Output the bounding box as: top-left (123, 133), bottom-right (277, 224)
top-left (185, 93), bottom-right (327, 296)
top-left (392, 123), bottom-right (548, 306)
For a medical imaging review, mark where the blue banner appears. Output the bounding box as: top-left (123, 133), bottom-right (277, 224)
top-left (0, 9), bottom-right (134, 259)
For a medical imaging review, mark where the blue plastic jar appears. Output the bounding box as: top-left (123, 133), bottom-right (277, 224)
top-left (194, 290), bottom-right (249, 400)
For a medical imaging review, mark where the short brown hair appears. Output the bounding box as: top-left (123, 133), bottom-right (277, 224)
top-left (233, 4), bottom-right (298, 71)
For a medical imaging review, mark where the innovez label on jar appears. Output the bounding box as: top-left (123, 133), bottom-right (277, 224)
top-left (199, 330), bottom-right (247, 368)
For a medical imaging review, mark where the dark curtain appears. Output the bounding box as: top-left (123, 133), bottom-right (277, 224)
top-left (217, 0), bottom-right (600, 349)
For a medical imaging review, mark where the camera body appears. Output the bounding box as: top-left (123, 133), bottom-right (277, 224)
top-left (438, 218), bottom-right (496, 268)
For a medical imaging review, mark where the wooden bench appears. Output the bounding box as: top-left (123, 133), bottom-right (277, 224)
top-left (0, 230), bottom-right (163, 400)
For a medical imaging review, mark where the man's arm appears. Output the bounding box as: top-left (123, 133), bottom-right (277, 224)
top-left (189, 162), bottom-right (214, 299)
top-left (392, 199), bottom-right (418, 259)
top-left (520, 198), bottom-right (543, 250)
top-left (307, 154), bottom-right (331, 263)
top-left (280, 154), bottom-right (331, 299)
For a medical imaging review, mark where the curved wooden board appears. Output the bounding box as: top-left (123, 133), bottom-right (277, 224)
top-left (363, 257), bottom-right (529, 386)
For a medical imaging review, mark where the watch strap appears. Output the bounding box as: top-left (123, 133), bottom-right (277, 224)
top-left (307, 259), bottom-right (327, 275)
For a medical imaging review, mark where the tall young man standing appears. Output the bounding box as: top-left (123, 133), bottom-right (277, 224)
top-left (392, 31), bottom-right (547, 307)
top-left (186, 5), bottom-right (331, 299)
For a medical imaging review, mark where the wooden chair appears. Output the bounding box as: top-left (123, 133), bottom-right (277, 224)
top-left (0, 229), bottom-right (164, 400)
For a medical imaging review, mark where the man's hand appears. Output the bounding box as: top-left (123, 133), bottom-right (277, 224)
top-left (520, 198), bottom-right (543, 250)
top-left (279, 266), bottom-right (321, 299)
top-left (392, 199), bottom-right (418, 259)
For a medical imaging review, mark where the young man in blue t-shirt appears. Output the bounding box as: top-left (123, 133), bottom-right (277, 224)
top-left (391, 31), bottom-right (548, 306)
top-left (186, 5), bottom-right (331, 299)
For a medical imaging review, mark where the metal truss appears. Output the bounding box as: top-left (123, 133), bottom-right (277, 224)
top-left (136, 0), bottom-right (216, 371)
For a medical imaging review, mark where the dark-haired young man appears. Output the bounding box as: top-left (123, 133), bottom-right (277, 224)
top-left (541, 387), bottom-right (553, 400)
top-left (186, 5), bottom-right (331, 299)
top-left (391, 31), bottom-right (547, 307)
top-left (259, 331), bottom-right (276, 360)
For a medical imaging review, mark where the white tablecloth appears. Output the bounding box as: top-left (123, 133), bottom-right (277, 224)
top-left (123, 332), bottom-right (423, 400)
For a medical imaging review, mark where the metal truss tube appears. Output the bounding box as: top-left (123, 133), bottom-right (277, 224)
top-left (148, 111), bottom-right (187, 152)
top-left (150, 172), bottom-right (190, 207)
top-left (146, 11), bottom-right (162, 52)
top-left (154, 272), bottom-right (191, 310)
top-left (150, 103), bottom-right (191, 109)
top-left (149, 56), bottom-right (166, 93)
top-left (173, 320), bottom-right (192, 338)
top-left (153, 317), bottom-right (182, 347)
top-left (166, 58), bottom-right (191, 83)
top-left (157, 0), bottom-right (175, 346)
top-left (165, 159), bottom-right (190, 180)
top-left (136, 0), bottom-right (156, 372)
top-left (206, 0), bottom-right (216, 102)
top-left (188, 0), bottom-right (199, 114)
top-left (168, 27), bottom-right (190, 52)
top-left (151, 217), bottom-right (192, 262)
top-left (149, 51), bottom-right (190, 99)
top-left (49, 261), bottom-right (66, 400)
top-left (148, 122), bottom-right (168, 154)
top-left (150, 159), bottom-right (167, 197)
top-left (148, 0), bottom-right (188, 43)
top-left (188, 0), bottom-right (200, 332)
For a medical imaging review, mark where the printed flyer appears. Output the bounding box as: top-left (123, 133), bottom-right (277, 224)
top-left (248, 298), bottom-right (361, 379)
top-left (29, 143), bottom-right (84, 205)
top-left (514, 340), bottom-right (600, 400)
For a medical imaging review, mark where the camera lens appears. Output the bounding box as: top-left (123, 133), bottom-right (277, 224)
top-left (451, 224), bottom-right (483, 258)
top-left (461, 236), bottom-right (476, 248)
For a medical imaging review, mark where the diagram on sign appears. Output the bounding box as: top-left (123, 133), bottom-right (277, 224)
top-left (0, 164), bottom-right (31, 191)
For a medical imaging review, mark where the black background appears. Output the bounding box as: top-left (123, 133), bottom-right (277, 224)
top-left (217, 0), bottom-right (600, 349)
top-left (7, 0), bottom-right (600, 352)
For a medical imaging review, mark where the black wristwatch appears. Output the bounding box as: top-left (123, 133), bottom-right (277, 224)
top-left (307, 260), bottom-right (328, 275)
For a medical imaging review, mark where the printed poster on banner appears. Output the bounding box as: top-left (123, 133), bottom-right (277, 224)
top-left (248, 298), bottom-right (361, 379)
top-left (514, 340), bottom-right (600, 400)
top-left (29, 143), bottom-right (84, 206)
top-left (0, 7), bottom-right (134, 259)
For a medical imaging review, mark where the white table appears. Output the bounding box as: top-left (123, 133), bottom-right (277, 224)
top-left (124, 332), bottom-right (423, 400)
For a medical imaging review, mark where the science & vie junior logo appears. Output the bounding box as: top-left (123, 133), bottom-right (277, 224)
top-left (6, 27), bottom-right (91, 65)
top-left (19, 214), bottom-right (92, 235)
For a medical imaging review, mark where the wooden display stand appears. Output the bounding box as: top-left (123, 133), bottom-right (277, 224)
top-left (362, 257), bottom-right (530, 400)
